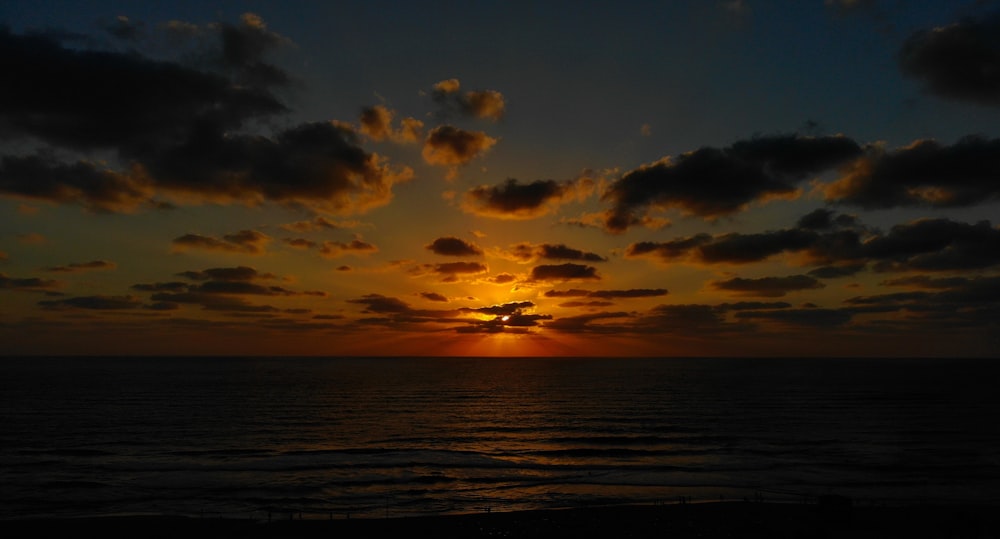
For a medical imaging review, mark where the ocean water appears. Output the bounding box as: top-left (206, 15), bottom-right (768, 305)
top-left (1, 356), bottom-right (998, 520)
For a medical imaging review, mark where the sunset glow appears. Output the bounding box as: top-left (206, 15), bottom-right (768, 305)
top-left (1, 2), bottom-right (999, 357)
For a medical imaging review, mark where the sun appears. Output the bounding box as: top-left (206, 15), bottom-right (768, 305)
top-left (501, 315), bottom-right (511, 322)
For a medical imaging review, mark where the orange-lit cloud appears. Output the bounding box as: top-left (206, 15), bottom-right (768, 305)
top-left (422, 125), bottom-right (497, 179)
top-left (431, 78), bottom-right (506, 121)
top-left (171, 230), bottom-right (271, 254)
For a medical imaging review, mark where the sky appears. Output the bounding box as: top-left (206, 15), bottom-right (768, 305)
top-left (1, 1), bottom-right (999, 357)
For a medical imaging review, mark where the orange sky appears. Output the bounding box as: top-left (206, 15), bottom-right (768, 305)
top-left (1, 2), bottom-right (999, 357)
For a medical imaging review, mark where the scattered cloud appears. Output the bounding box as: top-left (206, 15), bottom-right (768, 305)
top-left (601, 134), bottom-right (862, 232)
top-left (171, 230), bottom-right (271, 254)
top-left (430, 78), bottom-right (506, 121)
top-left (710, 275), bottom-right (825, 297)
top-left (45, 260), bottom-right (117, 272)
top-left (426, 236), bottom-right (483, 257)
top-left (898, 12), bottom-right (1000, 106)
top-left (461, 177), bottom-right (596, 219)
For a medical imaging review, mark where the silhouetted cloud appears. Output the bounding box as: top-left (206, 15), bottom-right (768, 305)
top-left (426, 236), bottom-right (483, 257)
top-left (501, 242), bottom-right (606, 263)
top-left (544, 288), bottom-right (668, 299)
top-left (824, 136), bottom-right (1000, 209)
top-left (319, 238), bottom-right (378, 258)
top-left (898, 12), bottom-right (1000, 106)
top-left (132, 265), bottom-right (324, 313)
top-left (710, 275), bottom-right (825, 297)
top-left (172, 230), bottom-right (271, 254)
top-left (39, 295), bottom-right (143, 310)
top-left (529, 263), bottom-right (600, 282)
top-left (734, 307), bottom-right (853, 327)
top-left (0, 19), bottom-right (413, 215)
top-left (462, 177), bottom-right (595, 219)
top-left (601, 134), bottom-right (862, 232)
top-left (625, 209), bottom-right (1000, 273)
top-left (0, 273), bottom-right (60, 291)
top-left (45, 260), bottom-right (116, 272)
top-left (420, 291), bottom-right (448, 302)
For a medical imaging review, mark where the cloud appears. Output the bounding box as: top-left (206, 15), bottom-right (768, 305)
top-left (171, 230), bottom-right (271, 254)
top-left (430, 78), bottom-right (506, 121)
top-left (462, 177), bottom-right (596, 219)
top-left (0, 20), bottom-right (413, 216)
top-left (898, 12), bottom-right (1000, 106)
top-left (710, 275), bottom-right (825, 297)
top-left (500, 242), bottom-right (607, 263)
top-left (359, 105), bottom-right (424, 143)
top-left (528, 263), bottom-right (600, 282)
top-left (862, 218), bottom-right (1000, 272)
top-left (421, 125), bottom-right (497, 178)
top-left (39, 295), bottom-right (143, 310)
top-left (544, 288), bottom-right (668, 299)
top-left (280, 216), bottom-right (358, 232)
top-left (601, 134), bottom-right (862, 232)
top-left (347, 293), bottom-right (549, 334)
top-left (420, 291), bottom-right (448, 302)
top-left (131, 265), bottom-right (324, 313)
top-left (426, 236), bottom-right (483, 257)
top-left (823, 136), bottom-right (1000, 209)
top-left (0, 273), bottom-right (60, 291)
top-left (45, 260), bottom-right (117, 272)
top-left (319, 238), bottom-right (378, 258)
top-left (733, 307), bottom-right (853, 327)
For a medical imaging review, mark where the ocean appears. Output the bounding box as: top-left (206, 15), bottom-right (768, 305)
top-left (2, 356), bottom-right (998, 521)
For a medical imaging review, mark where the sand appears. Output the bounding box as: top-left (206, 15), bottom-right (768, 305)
top-left (4, 501), bottom-right (997, 538)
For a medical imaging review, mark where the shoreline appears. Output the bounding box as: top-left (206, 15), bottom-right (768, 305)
top-left (3, 501), bottom-right (997, 538)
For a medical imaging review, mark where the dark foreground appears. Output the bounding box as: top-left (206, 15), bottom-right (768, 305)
top-left (4, 501), bottom-right (998, 538)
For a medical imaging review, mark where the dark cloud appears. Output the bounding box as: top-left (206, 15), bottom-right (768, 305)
top-left (412, 261), bottom-right (489, 282)
top-left (490, 273), bottom-right (517, 284)
top-left (347, 293), bottom-right (549, 334)
top-left (898, 12), bottom-right (1000, 106)
top-left (559, 300), bottom-right (615, 308)
top-left (710, 275), bottom-right (825, 297)
top-left (426, 236), bottom-right (483, 257)
top-left (319, 238), bottom-right (377, 258)
top-left (544, 288), bottom-right (668, 299)
top-left (0, 273), bottom-right (60, 291)
top-left (462, 177), bottom-right (594, 219)
top-left (128, 265), bottom-right (324, 314)
top-left (504, 242), bottom-right (606, 263)
top-left (0, 20), bottom-right (412, 215)
top-left (465, 301), bottom-right (535, 316)
top-left (172, 230), bottom-right (271, 254)
top-left (45, 260), bottom-right (116, 272)
top-left (280, 216), bottom-right (347, 232)
top-left (420, 291), bottom-right (448, 302)
top-left (178, 266), bottom-right (272, 281)
top-left (824, 136), bottom-right (1000, 209)
top-left (863, 218), bottom-right (1000, 271)
top-left (38, 294), bottom-right (143, 310)
top-left (529, 263), bottom-right (600, 282)
top-left (283, 238), bottom-right (316, 249)
top-left (625, 229), bottom-right (818, 265)
top-left (734, 308), bottom-right (853, 327)
top-left (625, 210), bottom-right (1000, 273)
top-left (601, 134), bottom-right (862, 232)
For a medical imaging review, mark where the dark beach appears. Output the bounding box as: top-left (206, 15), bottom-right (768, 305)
top-left (6, 501), bottom-right (998, 539)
